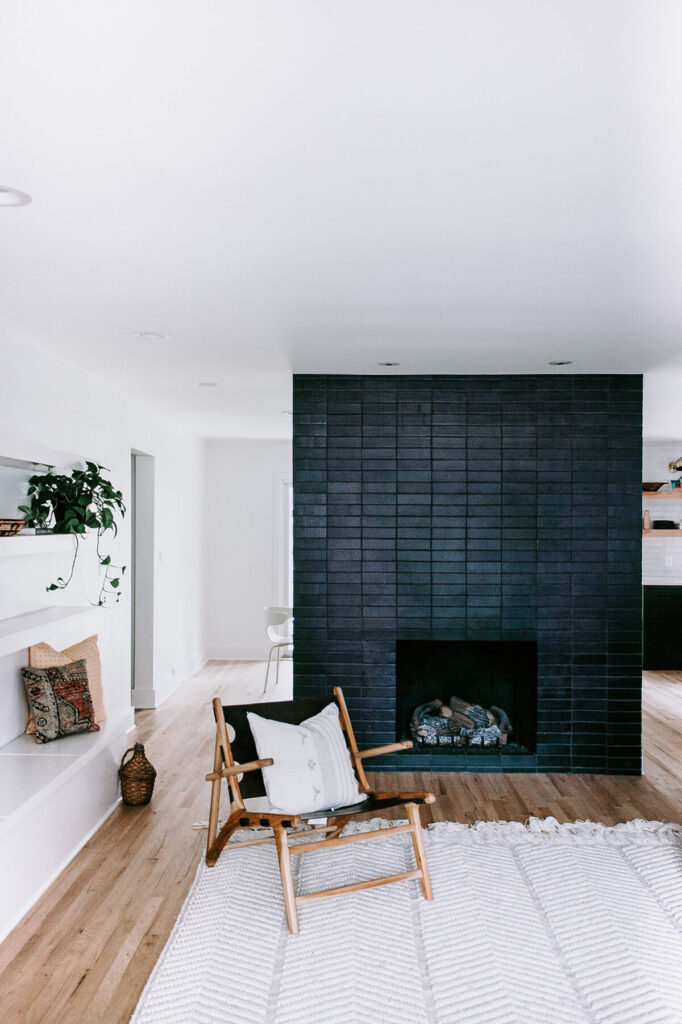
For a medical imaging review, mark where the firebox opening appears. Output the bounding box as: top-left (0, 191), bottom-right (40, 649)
top-left (396, 640), bottom-right (537, 755)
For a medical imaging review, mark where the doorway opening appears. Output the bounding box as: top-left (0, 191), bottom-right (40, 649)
top-left (278, 478), bottom-right (294, 609)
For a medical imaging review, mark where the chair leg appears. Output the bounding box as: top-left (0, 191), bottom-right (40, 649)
top-left (275, 645), bottom-right (281, 686)
top-left (263, 646), bottom-right (276, 694)
top-left (274, 825), bottom-right (300, 934)
top-left (206, 733), bottom-right (223, 858)
top-left (326, 815), bottom-right (351, 840)
top-left (206, 818), bottom-right (242, 867)
top-left (406, 802), bottom-right (433, 901)
top-left (206, 778), bottom-right (222, 859)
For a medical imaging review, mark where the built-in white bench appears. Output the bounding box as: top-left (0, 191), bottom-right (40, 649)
top-left (0, 605), bottom-right (133, 941)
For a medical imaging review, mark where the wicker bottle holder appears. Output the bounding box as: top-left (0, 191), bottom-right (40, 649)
top-left (119, 742), bottom-right (157, 805)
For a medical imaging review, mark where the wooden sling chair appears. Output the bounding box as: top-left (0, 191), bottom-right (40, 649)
top-left (205, 686), bottom-right (435, 934)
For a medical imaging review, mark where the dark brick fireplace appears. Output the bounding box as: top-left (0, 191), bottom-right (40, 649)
top-left (293, 374), bottom-right (642, 774)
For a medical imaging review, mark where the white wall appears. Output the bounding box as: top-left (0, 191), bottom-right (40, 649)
top-left (0, 336), bottom-right (207, 734)
top-left (204, 439), bottom-right (292, 659)
top-left (644, 370), bottom-right (682, 444)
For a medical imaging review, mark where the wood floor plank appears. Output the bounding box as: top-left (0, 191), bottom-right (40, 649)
top-left (0, 659), bottom-right (680, 1023)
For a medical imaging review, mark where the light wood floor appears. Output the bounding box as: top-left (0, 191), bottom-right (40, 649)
top-left (0, 661), bottom-right (680, 1024)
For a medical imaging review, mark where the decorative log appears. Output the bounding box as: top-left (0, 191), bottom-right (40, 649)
top-left (490, 705), bottom-right (512, 733)
top-left (449, 697), bottom-right (493, 729)
top-left (410, 700), bottom-right (461, 744)
top-left (410, 695), bottom-right (513, 747)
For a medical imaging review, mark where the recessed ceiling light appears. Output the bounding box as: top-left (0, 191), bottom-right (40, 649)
top-left (378, 362), bottom-right (401, 367)
top-left (0, 186), bottom-right (32, 207)
top-left (197, 381), bottom-right (219, 388)
top-left (131, 331), bottom-right (169, 341)
top-left (548, 360), bottom-right (572, 366)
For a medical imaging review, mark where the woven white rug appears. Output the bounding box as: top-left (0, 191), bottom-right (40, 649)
top-left (131, 818), bottom-right (682, 1024)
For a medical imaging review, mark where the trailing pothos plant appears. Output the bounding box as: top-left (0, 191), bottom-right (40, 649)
top-left (18, 461), bottom-right (127, 606)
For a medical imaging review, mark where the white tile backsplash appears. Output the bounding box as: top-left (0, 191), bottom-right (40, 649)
top-left (642, 529), bottom-right (682, 584)
top-left (642, 442), bottom-right (682, 583)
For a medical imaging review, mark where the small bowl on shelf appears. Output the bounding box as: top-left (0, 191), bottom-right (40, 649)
top-left (0, 518), bottom-right (26, 537)
top-left (642, 482), bottom-right (667, 491)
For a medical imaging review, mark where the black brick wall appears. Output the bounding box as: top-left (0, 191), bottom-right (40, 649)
top-left (293, 374), bottom-right (643, 774)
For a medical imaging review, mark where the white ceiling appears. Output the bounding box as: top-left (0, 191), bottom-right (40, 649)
top-left (1, 1), bottom-right (681, 439)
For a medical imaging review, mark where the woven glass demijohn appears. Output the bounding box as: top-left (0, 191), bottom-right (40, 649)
top-left (119, 742), bottom-right (157, 805)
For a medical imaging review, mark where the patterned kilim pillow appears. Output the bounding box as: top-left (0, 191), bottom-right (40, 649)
top-left (26, 634), bottom-right (106, 734)
top-left (21, 659), bottom-right (100, 744)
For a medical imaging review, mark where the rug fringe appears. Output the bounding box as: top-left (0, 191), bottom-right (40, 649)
top-left (423, 816), bottom-right (682, 846)
top-left (192, 816), bottom-right (682, 847)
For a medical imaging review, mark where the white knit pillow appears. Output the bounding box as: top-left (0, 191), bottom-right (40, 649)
top-left (246, 703), bottom-right (368, 814)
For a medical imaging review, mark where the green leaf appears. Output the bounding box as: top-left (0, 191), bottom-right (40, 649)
top-left (121, 565), bottom-right (127, 574)
top-left (100, 555), bottom-right (111, 566)
top-left (47, 584), bottom-right (58, 591)
top-left (109, 578), bottom-right (120, 588)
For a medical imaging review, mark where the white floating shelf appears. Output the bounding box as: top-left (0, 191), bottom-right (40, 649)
top-left (0, 437), bottom-right (83, 471)
top-left (0, 535), bottom-right (74, 559)
top-left (0, 606), bottom-right (100, 660)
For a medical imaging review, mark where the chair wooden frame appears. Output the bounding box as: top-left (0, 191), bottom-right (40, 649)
top-left (205, 686), bottom-right (435, 934)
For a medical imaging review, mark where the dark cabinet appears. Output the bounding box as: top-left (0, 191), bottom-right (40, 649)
top-left (643, 585), bottom-right (682, 669)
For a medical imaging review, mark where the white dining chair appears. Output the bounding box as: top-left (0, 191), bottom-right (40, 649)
top-left (263, 606), bottom-right (293, 694)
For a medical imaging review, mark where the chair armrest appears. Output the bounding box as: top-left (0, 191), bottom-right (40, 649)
top-left (373, 791), bottom-right (436, 804)
top-left (206, 758), bottom-right (273, 782)
top-left (356, 740), bottom-right (413, 759)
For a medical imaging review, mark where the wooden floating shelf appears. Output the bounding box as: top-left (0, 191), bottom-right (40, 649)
top-left (642, 530), bottom-right (682, 537)
top-left (642, 491), bottom-right (682, 499)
